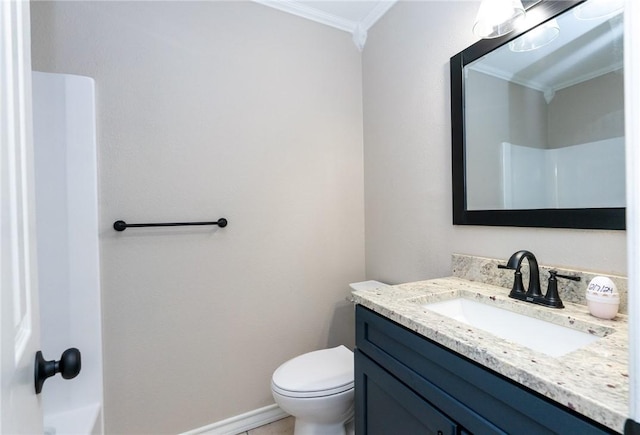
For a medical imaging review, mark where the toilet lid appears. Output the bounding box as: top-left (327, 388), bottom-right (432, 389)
top-left (272, 345), bottom-right (354, 398)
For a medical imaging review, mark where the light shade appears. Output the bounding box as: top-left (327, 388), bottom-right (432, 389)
top-left (473, 0), bottom-right (526, 39)
top-left (509, 19), bottom-right (560, 52)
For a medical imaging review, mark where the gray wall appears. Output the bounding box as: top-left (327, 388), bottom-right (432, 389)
top-left (548, 71), bottom-right (625, 148)
top-left (30, 2), bottom-right (365, 433)
top-left (363, 0), bottom-right (626, 285)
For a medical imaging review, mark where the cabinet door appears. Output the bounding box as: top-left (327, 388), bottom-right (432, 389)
top-left (355, 349), bottom-right (457, 435)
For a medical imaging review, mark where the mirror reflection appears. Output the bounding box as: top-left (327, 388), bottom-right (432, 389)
top-left (464, 0), bottom-right (624, 212)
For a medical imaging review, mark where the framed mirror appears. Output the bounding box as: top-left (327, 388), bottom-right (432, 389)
top-left (451, 0), bottom-right (625, 230)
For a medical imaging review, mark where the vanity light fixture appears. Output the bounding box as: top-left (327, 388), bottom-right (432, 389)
top-left (473, 0), bottom-right (526, 39)
top-left (573, 0), bottom-right (623, 20)
top-left (509, 18), bottom-right (560, 52)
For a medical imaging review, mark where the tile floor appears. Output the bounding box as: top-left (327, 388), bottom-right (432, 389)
top-left (239, 416), bottom-right (294, 435)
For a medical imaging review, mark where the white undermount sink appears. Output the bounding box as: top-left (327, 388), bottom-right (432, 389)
top-left (423, 298), bottom-right (602, 357)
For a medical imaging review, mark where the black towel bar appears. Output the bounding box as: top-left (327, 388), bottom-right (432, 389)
top-left (113, 218), bottom-right (228, 231)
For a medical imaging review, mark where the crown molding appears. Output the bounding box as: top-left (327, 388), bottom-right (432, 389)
top-left (252, 0), bottom-right (356, 33)
top-left (252, 0), bottom-right (397, 50)
top-left (361, 1), bottom-right (396, 30)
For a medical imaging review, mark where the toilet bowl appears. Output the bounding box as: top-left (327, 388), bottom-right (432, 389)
top-left (271, 345), bottom-right (354, 435)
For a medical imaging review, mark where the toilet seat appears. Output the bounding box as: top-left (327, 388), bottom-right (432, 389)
top-left (272, 345), bottom-right (354, 398)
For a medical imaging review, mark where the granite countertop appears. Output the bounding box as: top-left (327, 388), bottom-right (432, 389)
top-left (351, 277), bottom-right (629, 433)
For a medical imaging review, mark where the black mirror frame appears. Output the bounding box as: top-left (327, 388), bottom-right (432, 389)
top-left (450, 0), bottom-right (625, 230)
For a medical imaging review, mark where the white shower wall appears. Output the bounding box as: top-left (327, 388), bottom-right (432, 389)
top-left (32, 71), bottom-right (104, 435)
top-left (502, 138), bottom-right (625, 209)
top-left (501, 142), bottom-right (548, 209)
top-left (554, 138), bottom-right (626, 208)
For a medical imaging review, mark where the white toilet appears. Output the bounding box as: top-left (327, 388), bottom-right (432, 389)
top-left (271, 345), bottom-right (354, 435)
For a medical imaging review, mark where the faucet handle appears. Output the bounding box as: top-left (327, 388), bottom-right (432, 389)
top-left (538, 270), bottom-right (580, 309)
top-left (554, 271), bottom-right (581, 282)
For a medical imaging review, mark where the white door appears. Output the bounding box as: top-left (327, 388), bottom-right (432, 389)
top-left (0, 0), bottom-right (44, 433)
top-left (627, 0), bottom-right (640, 423)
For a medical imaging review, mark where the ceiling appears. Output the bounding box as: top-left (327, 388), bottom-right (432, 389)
top-left (251, 0), bottom-right (398, 50)
top-left (468, 4), bottom-right (624, 99)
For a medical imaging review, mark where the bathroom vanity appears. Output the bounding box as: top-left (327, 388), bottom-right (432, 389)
top-left (352, 261), bottom-right (628, 434)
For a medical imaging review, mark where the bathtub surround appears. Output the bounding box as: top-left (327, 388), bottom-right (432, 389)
top-left (32, 72), bottom-right (104, 434)
top-left (30, 2), bottom-right (364, 433)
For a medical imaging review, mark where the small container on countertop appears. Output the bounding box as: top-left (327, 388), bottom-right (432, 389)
top-left (586, 276), bottom-right (619, 320)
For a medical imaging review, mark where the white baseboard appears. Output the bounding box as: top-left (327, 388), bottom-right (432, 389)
top-left (181, 404), bottom-right (289, 435)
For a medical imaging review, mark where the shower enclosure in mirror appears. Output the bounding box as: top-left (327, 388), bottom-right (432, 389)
top-left (451, 0), bottom-right (625, 229)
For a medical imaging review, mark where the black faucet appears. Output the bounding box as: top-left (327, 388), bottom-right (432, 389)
top-left (498, 250), bottom-right (542, 302)
top-left (498, 251), bottom-right (581, 309)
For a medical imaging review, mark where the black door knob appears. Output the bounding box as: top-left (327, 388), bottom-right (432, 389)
top-left (34, 348), bottom-right (81, 394)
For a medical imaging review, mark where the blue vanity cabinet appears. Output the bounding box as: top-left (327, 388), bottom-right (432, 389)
top-left (356, 349), bottom-right (459, 434)
top-left (355, 305), bottom-right (615, 435)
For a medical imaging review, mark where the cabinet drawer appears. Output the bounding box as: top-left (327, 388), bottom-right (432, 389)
top-left (355, 305), bottom-right (613, 434)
